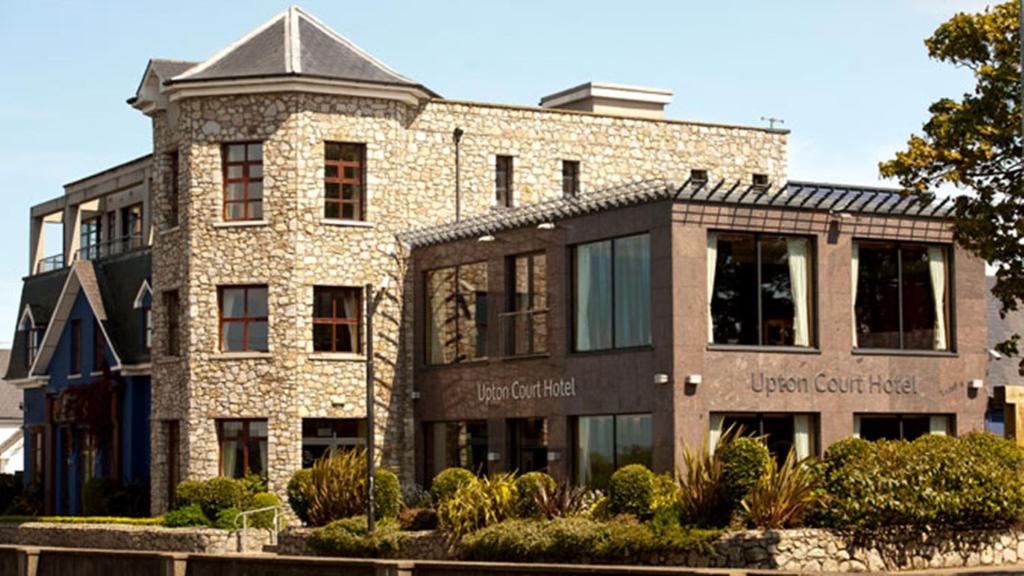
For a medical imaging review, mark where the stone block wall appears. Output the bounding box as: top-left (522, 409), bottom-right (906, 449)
top-left (0, 523), bottom-right (271, 554)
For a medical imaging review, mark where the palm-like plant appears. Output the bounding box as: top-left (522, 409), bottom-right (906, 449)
top-left (741, 449), bottom-right (820, 529)
top-left (534, 480), bottom-right (592, 519)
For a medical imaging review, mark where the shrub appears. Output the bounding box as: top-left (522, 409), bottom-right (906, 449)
top-left (163, 503), bottom-right (210, 527)
top-left (307, 516), bottom-right (406, 558)
top-left (241, 473), bottom-right (267, 496)
top-left (198, 477), bottom-right (247, 519)
top-left (374, 469), bottom-right (402, 520)
top-left (535, 479), bottom-right (592, 519)
top-left (246, 492), bottom-right (283, 529)
top-left (109, 481), bottom-right (150, 517)
top-left (742, 449), bottom-right (820, 529)
top-left (306, 449), bottom-right (368, 526)
top-left (438, 473), bottom-right (518, 541)
top-left (82, 478), bottom-right (114, 516)
top-left (719, 436), bottom-right (771, 512)
top-left (812, 433), bottom-right (1024, 530)
top-left (287, 469), bottom-right (312, 524)
top-left (589, 495), bottom-right (613, 520)
top-left (401, 483), bottom-right (432, 509)
top-left (430, 468), bottom-right (474, 505)
top-left (0, 515), bottom-right (162, 525)
top-left (214, 507), bottom-right (242, 530)
top-left (514, 471), bottom-right (555, 518)
top-left (608, 464), bottom-right (655, 518)
top-left (5, 482), bottom-right (43, 516)
top-left (174, 480), bottom-right (204, 508)
top-left (398, 507), bottom-right (438, 531)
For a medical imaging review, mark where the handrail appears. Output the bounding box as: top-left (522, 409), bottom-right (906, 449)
top-left (36, 255), bottom-right (65, 274)
top-left (232, 505), bottom-right (284, 550)
top-left (77, 235), bottom-right (145, 261)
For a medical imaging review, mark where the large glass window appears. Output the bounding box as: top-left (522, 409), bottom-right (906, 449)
top-left (853, 242), bottom-right (951, 351)
top-left (324, 142), bottom-right (365, 221)
top-left (313, 287), bottom-right (361, 353)
top-left (574, 234), bottom-right (651, 352)
top-left (80, 217), bottom-right (101, 260)
top-left (219, 286), bottom-right (269, 352)
top-left (301, 418), bottom-right (367, 467)
top-left (509, 418), bottom-right (548, 474)
top-left (217, 419), bottom-right (267, 478)
top-left (855, 414), bottom-right (952, 441)
top-left (121, 204), bottom-right (143, 250)
top-left (426, 421), bottom-right (488, 479)
top-left (222, 142), bottom-right (263, 222)
top-left (711, 413), bottom-right (818, 461)
top-left (575, 413), bottom-right (652, 488)
top-left (425, 263), bottom-right (488, 364)
top-left (505, 253), bottom-right (547, 356)
top-left (708, 233), bottom-right (814, 347)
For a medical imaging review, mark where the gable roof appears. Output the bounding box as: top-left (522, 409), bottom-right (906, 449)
top-left (5, 269), bottom-right (69, 381)
top-left (167, 6), bottom-right (436, 97)
top-left (0, 350), bottom-right (20, 421)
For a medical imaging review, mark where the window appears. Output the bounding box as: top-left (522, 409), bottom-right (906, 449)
top-left (752, 173), bottom-right (769, 190)
top-left (23, 321), bottom-right (39, 368)
top-left (80, 217), bottom-right (101, 260)
top-left (855, 414), bottom-right (952, 441)
top-left (575, 414), bottom-right (652, 488)
top-left (711, 413), bottom-right (817, 461)
top-left (218, 286), bottom-right (268, 352)
top-left (93, 319), bottom-right (105, 371)
top-left (708, 233), bottom-right (814, 347)
top-left (425, 263), bottom-right (488, 364)
top-left (324, 142), bottom-right (365, 220)
top-left (105, 210), bottom-right (116, 244)
top-left (143, 304), bottom-right (152, 352)
top-left (853, 241), bottom-right (951, 351)
top-left (301, 418), bottom-right (366, 467)
top-left (562, 161), bottom-right (579, 197)
top-left (222, 142), bottom-right (263, 221)
top-left (164, 290), bottom-right (180, 356)
top-left (505, 253), bottom-right (547, 356)
top-left (70, 319), bottom-right (82, 374)
top-left (509, 418), bottom-right (547, 473)
top-left (495, 155), bottom-right (513, 207)
top-left (217, 419), bottom-right (267, 478)
top-left (121, 204), bottom-right (143, 250)
top-left (691, 169), bottom-right (709, 185)
top-left (30, 428), bottom-right (44, 484)
top-left (573, 234), bottom-right (651, 352)
top-left (167, 150), bottom-right (180, 228)
top-left (425, 420), bottom-right (488, 479)
top-left (313, 287), bottom-right (361, 353)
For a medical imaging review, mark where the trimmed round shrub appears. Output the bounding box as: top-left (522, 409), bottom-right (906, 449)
top-left (173, 480), bottom-right (204, 508)
top-left (514, 471), bottom-right (555, 518)
top-left (214, 507), bottom-right (242, 530)
top-left (287, 469), bottom-right (312, 524)
top-left (608, 464), bottom-right (655, 518)
top-left (719, 437), bottom-right (771, 511)
top-left (199, 477), bottom-right (246, 519)
top-left (247, 492), bottom-right (283, 529)
top-left (398, 507), bottom-right (438, 531)
top-left (589, 495), bottom-right (613, 520)
top-left (307, 516), bottom-right (406, 558)
top-left (374, 469), bottom-right (402, 520)
top-left (430, 468), bottom-right (474, 505)
top-left (163, 503), bottom-right (210, 527)
top-left (82, 477), bottom-right (114, 516)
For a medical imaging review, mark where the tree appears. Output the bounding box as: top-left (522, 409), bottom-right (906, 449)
top-left (880, 1), bottom-right (1022, 366)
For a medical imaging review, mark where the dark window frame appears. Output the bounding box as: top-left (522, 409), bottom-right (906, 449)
top-left (562, 160), bottom-right (580, 197)
top-left (221, 142), bottom-right (263, 222)
top-left (324, 142), bottom-right (366, 221)
top-left (142, 304), bottom-right (152, 353)
top-left (312, 286), bottom-right (362, 353)
top-left (216, 418), bottom-right (268, 478)
top-left (716, 412), bottom-right (820, 459)
top-left (424, 262), bottom-right (489, 366)
top-left (218, 285), bottom-right (269, 352)
top-left (164, 290), bottom-right (180, 357)
top-left (505, 251), bottom-right (548, 356)
top-left (855, 413), bottom-right (955, 441)
top-left (572, 412), bottom-right (653, 488)
top-left (70, 319), bottom-right (82, 375)
top-left (495, 155), bottom-right (514, 207)
top-left (121, 203), bottom-right (144, 250)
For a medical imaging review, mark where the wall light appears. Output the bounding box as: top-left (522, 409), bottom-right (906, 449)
top-left (537, 222), bottom-right (556, 230)
top-left (478, 234), bottom-right (496, 243)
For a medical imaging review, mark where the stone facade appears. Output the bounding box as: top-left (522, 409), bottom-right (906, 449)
top-left (145, 90), bottom-right (787, 511)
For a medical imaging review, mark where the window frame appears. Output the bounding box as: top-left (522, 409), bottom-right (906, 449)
top-left (143, 304), bottom-right (152, 353)
top-left (715, 412), bottom-right (820, 459)
top-left (218, 285), bottom-right (269, 353)
top-left (312, 286), bottom-right (363, 354)
top-left (854, 413), bottom-right (955, 441)
top-left (221, 142), bottom-right (264, 222)
top-left (216, 418), bottom-right (268, 478)
top-left (562, 160), bottom-right (580, 197)
top-left (495, 155), bottom-right (514, 208)
top-left (323, 142), bottom-right (366, 221)
top-left (572, 413), bottom-right (653, 488)
top-left (164, 290), bottom-right (180, 357)
top-left (853, 240), bottom-right (956, 353)
top-left (424, 262), bottom-right (489, 366)
top-left (708, 230), bottom-right (818, 349)
top-left (121, 203), bottom-right (144, 250)
top-left (505, 251), bottom-right (548, 356)
top-left (70, 319), bottom-right (82, 375)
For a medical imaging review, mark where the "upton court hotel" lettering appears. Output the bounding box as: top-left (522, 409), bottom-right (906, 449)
top-left (751, 372), bottom-right (920, 397)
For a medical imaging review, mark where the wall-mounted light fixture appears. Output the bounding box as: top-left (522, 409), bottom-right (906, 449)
top-left (478, 234), bottom-right (496, 243)
top-left (487, 451), bottom-right (501, 462)
top-left (411, 391), bottom-right (421, 400)
top-left (969, 379), bottom-right (984, 390)
top-left (547, 450), bottom-right (562, 462)
top-left (537, 222), bottom-right (556, 230)
top-left (653, 373), bottom-right (670, 385)
top-left (685, 374), bottom-right (702, 386)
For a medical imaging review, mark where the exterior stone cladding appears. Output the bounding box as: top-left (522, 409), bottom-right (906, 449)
top-left (144, 91), bottom-right (787, 512)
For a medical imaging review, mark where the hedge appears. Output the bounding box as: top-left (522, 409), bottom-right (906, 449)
top-left (307, 516), bottom-right (406, 557)
top-left (0, 515), bottom-right (163, 525)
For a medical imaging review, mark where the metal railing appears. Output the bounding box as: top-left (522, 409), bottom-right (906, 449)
top-left (77, 235), bottom-right (145, 262)
top-left (499, 308), bottom-right (549, 357)
top-left (36, 254), bottom-right (65, 274)
top-left (233, 505), bottom-right (285, 551)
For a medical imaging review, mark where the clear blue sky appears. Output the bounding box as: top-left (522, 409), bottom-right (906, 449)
top-left (0, 0), bottom-right (993, 343)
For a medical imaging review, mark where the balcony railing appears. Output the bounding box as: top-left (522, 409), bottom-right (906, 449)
top-left (500, 308), bottom-right (549, 357)
top-left (36, 254), bottom-right (65, 274)
top-left (77, 235), bottom-right (145, 262)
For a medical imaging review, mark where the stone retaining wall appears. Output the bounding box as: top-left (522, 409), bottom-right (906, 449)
top-left (0, 522), bottom-right (272, 554)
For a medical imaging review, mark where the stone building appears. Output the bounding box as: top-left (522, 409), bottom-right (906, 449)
top-left (7, 6), bottom-right (987, 514)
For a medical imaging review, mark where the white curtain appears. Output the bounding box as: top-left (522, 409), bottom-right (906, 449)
top-left (851, 243), bottom-right (860, 348)
top-left (793, 415), bottom-right (812, 460)
top-left (343, 290), bottom-right (358, 351)
top-left (786, 238), bottom-right (810, 347)
top-left (929, 415), bottom-right (949, 436)
top-left (613, 235), bottom-right (651, 347)
top-left (576, 242), bottom-right (612, 351)
top-left (927, 247), bottom-right (948, 351)
top-left (708, 414), bottom-right (724, 454)
top-left (852, 415), bottom-right (862, 439)
top-left (706, 233), bottom-right (718, 343)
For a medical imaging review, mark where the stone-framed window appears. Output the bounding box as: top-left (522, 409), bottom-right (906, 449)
top-left (166, 150), bottom-right (180, 229)
top-left (217, 418), bottom-right (267, 478)
top-left (218, 285), bottom-right (269, 352)
top-left (324, 142), bottom-right (365, 221)
top-left (221, 142), bottom-right (264, 222)
top-left (164, 290), bottom-right (180, 357)
top-left (562, 160), bottom-right (579, 197)
top-left (312, 286), bottom-right (361, 353)
top-left (495, 155), bottom-right (513, 207)
top-left (573, 234), bottom-right (651, 352)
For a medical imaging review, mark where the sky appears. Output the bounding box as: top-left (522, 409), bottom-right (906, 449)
top-left (0, 0), bottom-right (996, 343)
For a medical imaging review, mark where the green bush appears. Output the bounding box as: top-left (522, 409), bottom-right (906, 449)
top-left (82, 477), bottom-right (114, 516)
top-left (812, 433), bottom-right (1024, 530)
top-left (374, 469), bottom-right (402, 520)
top-left (287, 469), bottom-right (312, 524)
top-left (608, 464), bottom-right (655, 518)
top-left (438, 473), bottom-right (518, 541)
top-left (430, 468), bottom-right (475, 505)
top-left (397, 507), bottom-right (438, 531)
top-left (307, 516), bottom-right (406, 558)
top-left (0, 515), bottom-right (163, 525)
top-left (163, 503), bottom-right (210, 527)
top-left (719, 437), bottom-right (771, 512)
top-left (460, 517), bottom-right (721, 564)
top-left (305, 449), bottom-right (369, 526)
top-left (214, 507), bottom-right (242, 530)
top-left (198, 477), bottom-right (247, 519)
top-left (174, 480), bottom-right (204, 508)
top-left (246, 492), bottom-right (282, 529)
top-left (514, 471), bottom-right (555, 518)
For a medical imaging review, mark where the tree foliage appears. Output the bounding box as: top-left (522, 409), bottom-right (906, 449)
top-left (880, 2), bottom-right (1022, 365)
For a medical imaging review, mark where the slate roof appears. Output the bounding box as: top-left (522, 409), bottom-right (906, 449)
top-left (401, 178), bottom-right (955, 249)
top-left (167, 6), bottom-right (436, 95)
top-left (0, 351), bottom-right (20, 420)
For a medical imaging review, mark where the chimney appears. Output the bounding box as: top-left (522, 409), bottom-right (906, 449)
top-left (539, 82), bottom-right (673, 120)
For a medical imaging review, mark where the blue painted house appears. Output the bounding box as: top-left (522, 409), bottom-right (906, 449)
top-left (7, 253), bottom-right (151, 515)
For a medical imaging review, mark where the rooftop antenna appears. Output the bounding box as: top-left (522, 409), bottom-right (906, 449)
top-left (761, 116), bottom-right (784, 130)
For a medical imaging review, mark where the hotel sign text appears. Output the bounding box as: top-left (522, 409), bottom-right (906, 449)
top-left (751, 372), bottom-right (920, 398)
top-left (478, 378), bottom-right (577, 404)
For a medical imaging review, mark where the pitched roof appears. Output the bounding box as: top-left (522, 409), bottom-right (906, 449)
top-left (400, 178), bottom-right (956, 249)
top-left (168, 6), bottom-right (435, 95)
top-left (0, 350), bottom-right (20, 420)
top-left (5, 269), bottom-right (69, 381)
